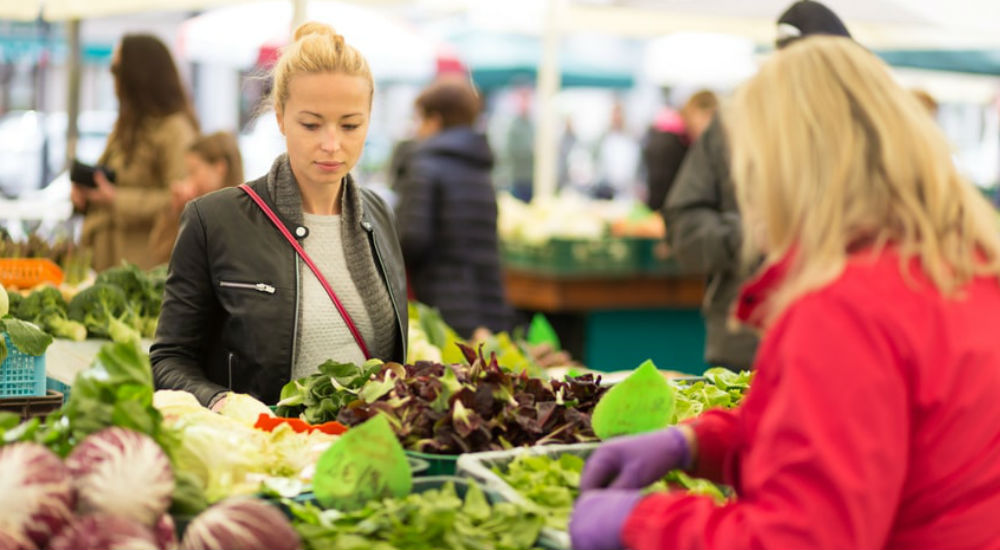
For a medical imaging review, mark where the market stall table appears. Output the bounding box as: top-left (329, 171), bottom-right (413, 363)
top-left (504, 268), bottom-right (707, 374)
top-left (45, 338), bottom-right (154, 394)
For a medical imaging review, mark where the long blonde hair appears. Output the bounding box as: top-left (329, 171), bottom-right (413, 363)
top-left (726, 36), bottom-right (1000, 325)
top-left (270, 21), bottom-right (374, 115)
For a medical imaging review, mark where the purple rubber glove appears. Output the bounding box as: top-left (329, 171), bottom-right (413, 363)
top-left (580, 427), bottom-right (691, 491)
top-left (570, 489), bottom-right (644, 550)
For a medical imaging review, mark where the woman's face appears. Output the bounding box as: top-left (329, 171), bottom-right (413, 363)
top-left (276, 72), bottom-right (371, 189)
top-left (184, 152), bottom-right (227, 195)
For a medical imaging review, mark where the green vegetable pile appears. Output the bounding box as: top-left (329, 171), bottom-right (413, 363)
top-left (672, 368), bottom-right (752, 422)
top-left (336, 345), bottom-right (606, 454)
top-left (275, 359), bottom-right (386, 424)
top-left (0, 284), bottom-right (54, 362)
top-left (0, 341), bottom-right (207, 517)
top-left (494, 453), bottom-right (729, 531)
top-left (9, 285), bottom-right (86, 341)
top-left (7, 262), bottom-right (166, 344)
top-left (287, 481), bottom-right (544, 550)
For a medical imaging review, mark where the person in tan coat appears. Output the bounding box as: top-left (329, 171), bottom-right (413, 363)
top-left (71, 34), bottom-right (199, 271)
top-left (149, 131), bottom-right (243, 266)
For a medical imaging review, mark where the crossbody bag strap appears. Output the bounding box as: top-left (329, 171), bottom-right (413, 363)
top-left (239, 183), bottom-right (371, 360)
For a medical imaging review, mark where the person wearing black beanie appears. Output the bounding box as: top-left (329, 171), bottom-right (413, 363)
top-left (659, 0), bottom-right (851, 374)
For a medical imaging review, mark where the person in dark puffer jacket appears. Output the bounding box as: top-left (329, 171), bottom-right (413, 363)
top-left (394, 76), bottom-right (513, 338)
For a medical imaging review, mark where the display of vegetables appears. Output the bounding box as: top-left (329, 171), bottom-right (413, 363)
top-left (156, 390), bottom-right (339, 502)
top-left (493, 452), bottom-right (729, 532)
top-left (13, 285), bottom-right (86, 341)
top-left (180, 497), bottom-right (301, 550)
top-left (67, 427), bottom-right (175, 527)
top-left (6, 261), bottom-right (166, 343)
top-left (0, 316), bottom-right (53, 364)
top-left (47, 514), bottom-right (160, 550)
top-left (673, 368), bottom-right (752, 422)
top-left (407, 301), bottom-right (552, 376)
top-left (287, 481), bottom-right (543, 550)
top-left (0, 443), bottom-right (75, 547)
top-left (0, 430), bottom-right (177, 550)
top-left (336, 345), bottom-right (606, 454)
top-left (275, 359), bottom-right (385, 424)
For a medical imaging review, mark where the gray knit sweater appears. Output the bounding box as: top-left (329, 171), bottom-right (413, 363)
top-left (264, 154), bottom-right (397, 368)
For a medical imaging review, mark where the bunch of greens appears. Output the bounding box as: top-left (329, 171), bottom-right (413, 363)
top-left (408, 302), bottom-right (550, 377)
top-left (0, 341), bottom-right (207, 517)
top-left (66, 283), bottom-right (143, 345)
top-left (671, 368), bottom-right (753, 422)
top-left (94, 262), bottom-right (164, 337)
top-left (0, 283), bottom-right (55, 361)
top-left (494, 452), bottom-right (728, 531)
top-left (275, 359), bottom-right (385, 424)
top-left (13, 284), bottom-right (87, 341)
top-left (9, 262), bottom-right (165, 342)
top-left (336, 344), bottom-right (606, 454)
top-left (287, 481), bottom-right (544, 550)
top-left (493, 453), bottom-right (585, 529)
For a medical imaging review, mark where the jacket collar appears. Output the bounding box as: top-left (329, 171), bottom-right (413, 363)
top-left (734, 249), bottom-right (795, 329)
top-left (257, 153), bottom-right (371, 236)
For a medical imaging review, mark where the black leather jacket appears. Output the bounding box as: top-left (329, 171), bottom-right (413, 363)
top-left (150, 175), bottom-right (408, 406)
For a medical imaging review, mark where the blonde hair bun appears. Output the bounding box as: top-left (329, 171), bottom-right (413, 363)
top-left (293, 21), bottom-right (342, 45)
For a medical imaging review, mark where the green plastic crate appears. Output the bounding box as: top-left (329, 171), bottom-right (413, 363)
top-left (456, 443), bottom-right (601, 550)
top-left (405, 450), bottom-right (459, 476)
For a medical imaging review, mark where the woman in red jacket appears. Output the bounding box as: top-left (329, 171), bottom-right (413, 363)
top-left (571, 36), bottom-right (1000, 550)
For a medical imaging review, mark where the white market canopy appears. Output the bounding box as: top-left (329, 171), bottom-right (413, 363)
top-left (177, 1), bottom-right (443, 82)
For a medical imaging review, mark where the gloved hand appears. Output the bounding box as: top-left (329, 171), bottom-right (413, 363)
top-left (580, 426), bottom-right (692, 491)
top-left (570, 489), bottom-right (644, 550)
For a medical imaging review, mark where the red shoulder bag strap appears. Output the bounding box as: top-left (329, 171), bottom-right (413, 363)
top-left (239, 183), bottom-right (371, 360)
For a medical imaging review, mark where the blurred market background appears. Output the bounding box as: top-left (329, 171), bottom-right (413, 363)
top-left (1, 0), bottom-right (999, 373)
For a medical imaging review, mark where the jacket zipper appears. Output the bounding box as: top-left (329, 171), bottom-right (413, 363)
top-left (219, 280), bottom-right (276, 294)
top-left (227, 352), bottom-right (235, 389)
top-left (364, 221), bottom-right (406, 361)
top-left (290, 254), bottom-right (301, 370)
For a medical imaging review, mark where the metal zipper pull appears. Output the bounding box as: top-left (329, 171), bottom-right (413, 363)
top-left (219, 280), bottom-right (276, 294)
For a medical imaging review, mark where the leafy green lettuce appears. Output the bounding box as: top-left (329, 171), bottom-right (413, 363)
top-left (288, 481), bottom-right (544, 550)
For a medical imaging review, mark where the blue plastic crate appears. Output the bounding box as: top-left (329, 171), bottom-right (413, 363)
top-left (1, 333), bottom-right (46, 397)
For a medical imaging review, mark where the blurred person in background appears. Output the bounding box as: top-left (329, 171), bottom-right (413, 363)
top-left (642, 89), bottom-right (718, 211)
top-left (595, 101), bottom-right (640, 200)
top-left (662, 0), bottom-right (851, 371)
top-left (572, 36), bottom-right (1000, 550)
top-left (71, 33), bottom-right (199, 271)
top-left (557, 117), bottom-right (578, 192)
top-left (152, 22), bottom-right (407, 408)
top-left (395, 76), bottom-right (513, 338)
top-left (148, 131), bottom-right (244, 266)
top-left (506, 87), bottom-right (535, 202)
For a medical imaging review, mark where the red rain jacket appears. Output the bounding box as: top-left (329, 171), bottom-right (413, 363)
top-left (624, 249), bottom-right (1000, 549)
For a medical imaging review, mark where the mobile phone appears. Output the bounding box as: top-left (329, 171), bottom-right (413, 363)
top-left (70, 160), bottom-right (117, 188)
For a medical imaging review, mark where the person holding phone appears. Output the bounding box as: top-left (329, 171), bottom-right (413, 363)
top-left (150, 22), bottom-right (408, 410)
top-left (72, 33), bottom-right (198, 271)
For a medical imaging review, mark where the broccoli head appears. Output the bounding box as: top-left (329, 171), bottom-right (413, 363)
top-left (6, 291), bottom-right (21, 318)
top-left (38, 305), bottom-right (87, 341)
top-left (16, 285), bottom-right (66, 321)
top-left (96, 262), bottom-right (163, 318)
top-left (67, 283), bottom-right (141, 344)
